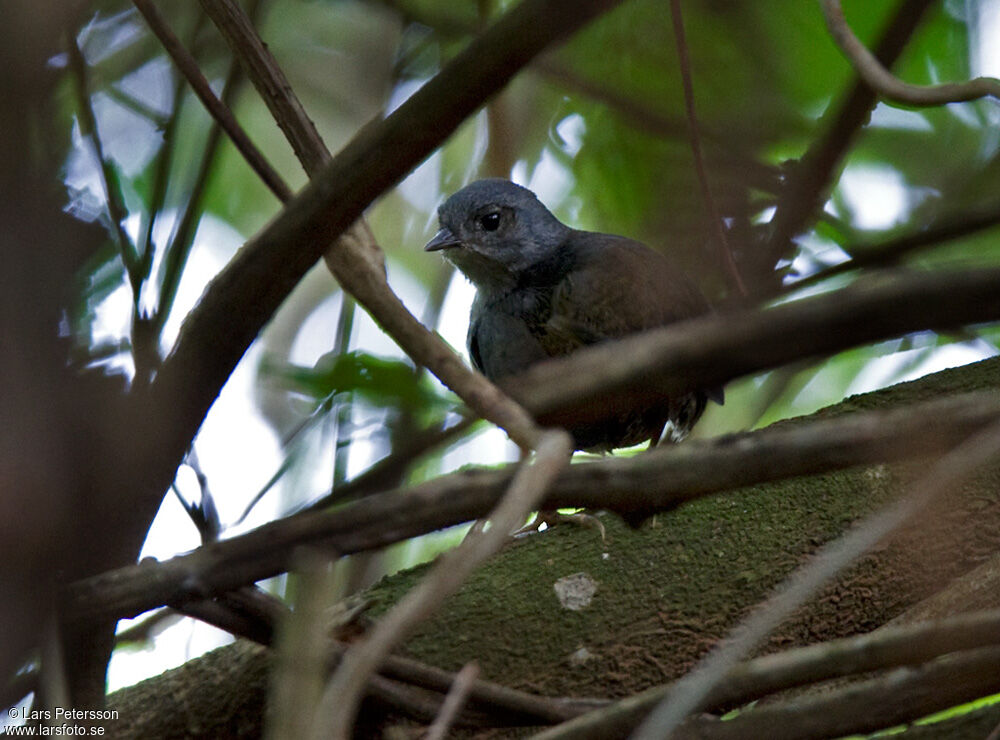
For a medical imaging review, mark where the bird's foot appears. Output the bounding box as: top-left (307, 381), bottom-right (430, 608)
top-left (514, 509), bottom-right (606, 542)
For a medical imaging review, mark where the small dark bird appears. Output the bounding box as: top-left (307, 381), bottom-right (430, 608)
top-left (426, 178), bottom-right (721, 452)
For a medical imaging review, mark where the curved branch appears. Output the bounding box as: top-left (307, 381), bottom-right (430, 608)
top-left (821, 0), bottom-right (1000, 106)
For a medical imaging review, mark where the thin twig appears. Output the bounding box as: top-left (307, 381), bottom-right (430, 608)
top-left (821, 0), bottom-right (1000, 105)
top-left (199, 0), bottom-right (332, 175)
top-left (311, 430), bottom-right (572, 740)
top-left (668, 0), bottom-right (746, 297)
top-left (133, 0), bottom-right (292, 202)
top-left (151, 54), bottom-right (246, 337)
top-left (65, 28), bottom-right (140, 294)
top-left (631, 416), bottom-right (1000, 738)
top-left (764, 0), bottom-right (936, 274)
top-left (425, 662), bottom-right (480, 740)
top-left (784, 198), bottom-right (1000, 294)
top-left (114, 608), bottom-right (181, 645)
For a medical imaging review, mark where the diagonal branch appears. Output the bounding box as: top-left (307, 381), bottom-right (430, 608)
top-left (515, 267), bottom-right (1000, 429)
top-left (133, 0), bottom-right (293, 202)
top-left (668, 0), bottom-right (746, 297)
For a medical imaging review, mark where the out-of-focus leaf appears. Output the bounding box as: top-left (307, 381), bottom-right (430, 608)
top-left (263, 351), bottom-right (455, 420)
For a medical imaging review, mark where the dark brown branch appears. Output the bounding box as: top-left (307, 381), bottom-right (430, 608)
top-left (675, 646), bottom-right (1000, 740)
top-left (533, 609), bottom-right (1000, 739)
top-left (516, 267), bottom-right (1000, 429)
top-left (133, 0), bottom-right (292, 202)
top-left (66, 390), bottom-right (1000, 625)
top-left (764, 0), bottom-right (936, 271)
top-left (199, 0), bottom-right (332, 175)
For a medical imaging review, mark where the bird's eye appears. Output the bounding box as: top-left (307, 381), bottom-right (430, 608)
top-left (479, 212), bottom-right (501, 232)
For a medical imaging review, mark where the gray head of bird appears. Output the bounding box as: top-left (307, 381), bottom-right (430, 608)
top-left (425, 179), bottom-right (570, 292)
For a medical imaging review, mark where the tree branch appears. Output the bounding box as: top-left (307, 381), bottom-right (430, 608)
top-left (675, 645), bottom-right (1000, 740)
top-left (133, 0), bottom-right (293, 202)
top-left (532, 609), bottom-right (1000, 739)
top-left (821, 0), bottom-right (1000, 106)
top-left (514, 267), bottom-right (1000, 429)
top-left (66, 389), bottom-right (1000, 625)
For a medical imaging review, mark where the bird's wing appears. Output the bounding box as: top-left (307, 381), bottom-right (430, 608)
top-left (543, 232), bottom-right (711, 351)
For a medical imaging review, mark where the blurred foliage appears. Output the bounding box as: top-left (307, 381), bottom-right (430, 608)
top-left (55, 0), bottom-right (1000, 671)
top-left (261, 350), bottom-right (455, 424)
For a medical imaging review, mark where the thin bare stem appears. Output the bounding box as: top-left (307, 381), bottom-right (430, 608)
top-left (65, 29), bottom-right (139, 293)
top-left (821, 0), bottom-right (1000, 105)
top-left (425, 662), bottom-right (480, 740)
top-left (133, 0), bottom-right (292, 202)
top-left (668, 0), bottom-right (746, 297)
top-left (311, 429), bottom-right (572, 740)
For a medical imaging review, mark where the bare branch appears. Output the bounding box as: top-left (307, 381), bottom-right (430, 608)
top-left (764, 0), bottom-right (936, 272)
top-left (821, 0), bottom-right (1000, 106)
top-left (515, 267), bottom-right (1000, 429)
top-left (784, 199), bottom-right (1000, 294)
top-left (133, 0), bottom-right (293, 202)
top-left (632, 416), bottom-right (1000, 738)
top-left (425, 662), bottom-right (479, 740)
top-left (312, 430), bottom-right (572, 740)
top-left (674, 645), bottom-right (1000, 740)
top-left (199, 0), bottom-right (332, 175)
top-left (668, 0), bottom-right (746, 297)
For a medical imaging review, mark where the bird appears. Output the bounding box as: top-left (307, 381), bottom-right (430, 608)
top-left (425, 178), bottom-right (721, 452)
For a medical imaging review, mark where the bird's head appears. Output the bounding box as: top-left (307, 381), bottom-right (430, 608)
top-left (425, 179), bottom-right (570, 291)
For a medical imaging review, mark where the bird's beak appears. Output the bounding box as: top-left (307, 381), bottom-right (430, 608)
top-left (424, 227), bottom-right (461, 252)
